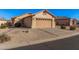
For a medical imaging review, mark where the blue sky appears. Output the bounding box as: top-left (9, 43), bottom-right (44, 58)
top-left (0, 9), bottom-right (79, 20)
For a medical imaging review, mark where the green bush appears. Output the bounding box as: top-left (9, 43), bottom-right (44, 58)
top-left (70, 26), bottom-right (76, 30)
top-left (60, 25), bottom-right (66, 29)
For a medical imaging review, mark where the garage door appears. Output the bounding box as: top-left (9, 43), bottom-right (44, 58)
top-left (36, 18), bottom-right (52, 28)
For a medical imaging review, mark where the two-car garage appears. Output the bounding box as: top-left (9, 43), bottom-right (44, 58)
top-left (35, 18), bottom-right (52, 28)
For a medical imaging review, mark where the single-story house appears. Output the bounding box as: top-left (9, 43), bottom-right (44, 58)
top-left (11, 10), bottom-right (56, 28)
top-left (11, 10), bottom-right (77, 28)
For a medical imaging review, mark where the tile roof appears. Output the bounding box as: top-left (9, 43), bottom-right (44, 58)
top-left (56, 16), bottom-right (71, 19)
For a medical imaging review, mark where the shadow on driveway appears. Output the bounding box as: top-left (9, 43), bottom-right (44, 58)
top-left (9, 35), bottom-right (79, 50)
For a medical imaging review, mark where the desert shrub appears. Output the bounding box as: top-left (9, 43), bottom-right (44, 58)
top-left (60, 25), bottom-right (66, 29)
top-left (15, 23), bottom-right (21, 27)
top-left (0, 34), bottom-right (11, 43)
top-left (70, 26), bottom-right (76, 30)
top-left (22, 30), bottom-right (29, 33)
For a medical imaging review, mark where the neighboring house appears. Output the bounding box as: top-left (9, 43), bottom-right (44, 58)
top-left (70, 18), bottom-right (77, 26)
top-left (55, 16), bottom-right (77, 26)
top-left (0, 18), bottom-right (7, 26)
top-left (12, 10), bottom-right (56, 28)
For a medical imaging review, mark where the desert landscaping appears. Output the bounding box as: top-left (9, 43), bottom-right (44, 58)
top-left (0, 27), bottom-right (78, 49)
top-left (0, 9), bottom-right (78, 49)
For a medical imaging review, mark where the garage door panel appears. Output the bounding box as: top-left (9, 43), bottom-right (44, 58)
top-left (36, 19), bottom-right (51, 28)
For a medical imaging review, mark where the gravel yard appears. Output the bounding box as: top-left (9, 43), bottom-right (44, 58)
top-left (0, 28), bottom-right (78, 49)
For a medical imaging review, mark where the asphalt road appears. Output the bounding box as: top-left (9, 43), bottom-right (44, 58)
top-left (10, 35), bottom-right (79, 50)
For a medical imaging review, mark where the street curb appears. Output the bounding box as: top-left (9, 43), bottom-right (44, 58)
top-left (28, 32), bottom-right (79, 46)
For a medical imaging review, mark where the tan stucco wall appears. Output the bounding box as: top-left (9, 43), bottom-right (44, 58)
top-left (31, 18), bottom-right (36, 28)
top-left (52, 18), bottom-right (55, 28)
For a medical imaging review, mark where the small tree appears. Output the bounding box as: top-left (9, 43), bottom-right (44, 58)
top-left (70, 26), bottom-right (76, 30)
top-left (60, 25), bottom-right (66, 29)
top-left (15, 23), bottom-right (21, 27)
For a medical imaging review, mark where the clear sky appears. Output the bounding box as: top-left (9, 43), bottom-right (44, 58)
top-left (0, 9), bottom-right (79, 20)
